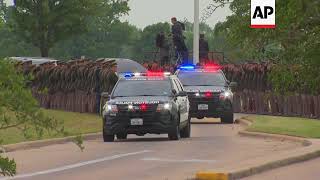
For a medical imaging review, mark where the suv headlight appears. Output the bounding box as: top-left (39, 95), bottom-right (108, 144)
top-left (156, 103), bottom-right (172, 112)
top-left (219, 91), bottom-right (233, 100)
top-left (104, 104), bottom-right (118, 113)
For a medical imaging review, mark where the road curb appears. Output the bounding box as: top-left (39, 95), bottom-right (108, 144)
top-left (236, 118), bottom-right (311, 146)
top-left (238, 131), bottom-right (312, 146)
top-left (2, 132), bottom-right (102, 153)
top-left (195, 118), bottom-right (320, 180)
top-left (228, 149), bottom-right (320, 180)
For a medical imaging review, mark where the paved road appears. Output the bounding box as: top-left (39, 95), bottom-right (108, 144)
top-left (241, 157), bottom-right (320, 180)
top-left (2, 115), bottom-right (302, 180)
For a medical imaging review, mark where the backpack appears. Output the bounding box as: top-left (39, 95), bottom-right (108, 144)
top-left (178, 21), bottom-right (186, 31)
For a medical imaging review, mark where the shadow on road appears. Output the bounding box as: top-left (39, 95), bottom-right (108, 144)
top-left (191, 121), bottom-right (221, 125)
top-left (116, 137), bottom-right (170, 142)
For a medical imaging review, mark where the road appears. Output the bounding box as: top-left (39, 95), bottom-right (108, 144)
top-left (2, 115), bottom-right (303, 180)
top-left (241, 157), bottom-right (320, 180)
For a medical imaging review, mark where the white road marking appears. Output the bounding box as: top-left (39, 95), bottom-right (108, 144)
top-left (141, 157), bottom-right (216, 163)
top-left (3, 150), bottom-right (151, 180)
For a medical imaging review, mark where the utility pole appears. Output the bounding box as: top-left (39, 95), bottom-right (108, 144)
top-left (193, 0), bottom-right (200, 64)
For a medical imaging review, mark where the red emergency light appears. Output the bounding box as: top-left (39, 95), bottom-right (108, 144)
top-left (146, 71), bottom-right (170, 77)
top-left (203, 63), bottom-right (221, 72)
top-left (140, 104), bottom-right (148, 111)
top-left (146, 71), bottom-right (164, 76)
top-left (204, 91), bottom-right (213, 98)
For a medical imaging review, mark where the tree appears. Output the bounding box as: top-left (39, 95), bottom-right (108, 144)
top-left (0, 58), bottom-right (65, 176)
top-left (10, 0), bottom-right (129, 57)
top-left (0, 0), bottom-right (5, 27)
top-left (50, 22), bottom-right (141, 60)
top-left (135, 22), bottom-right (171, 61)
top-left (212, 0), bottom-right (320, 93)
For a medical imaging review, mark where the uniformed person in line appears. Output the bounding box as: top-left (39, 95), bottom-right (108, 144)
top-left (199, 34), bottom-right (209, 64)
top-left (107, 62), bottom-right (119, 94)
top-left (99, 62), bottom-right (119, 115)
top-left (171, 17), bottom-right (189, 64)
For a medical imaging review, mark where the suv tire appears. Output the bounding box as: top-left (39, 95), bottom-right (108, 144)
top-left (221, 112), bottom-right (234, 124)
top-left (168, 116), bottom-right (180, 140)
top-left (103, 128), bottom-right (115, 142)
top-left (180, 116), bottom-right (191, 138)
top-left (116, 133), bottom-right (128, 140)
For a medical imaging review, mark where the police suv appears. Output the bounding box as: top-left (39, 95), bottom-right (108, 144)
top-left (102, 72), bottom-right (190, 142)
top-left (175, 64), bottom-right (237, 123)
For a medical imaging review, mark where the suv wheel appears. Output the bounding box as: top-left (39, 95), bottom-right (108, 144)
top-left (180, 116), bottom-right (191, 138)
top-left (221, 112), bottom-right (234, 124)
top-left (168, 116), bottom-right (180, 140)
top-left (103, 128), bottom-right (115, 142)
top-left (102, 122), bottom-right (114, 142)
top-left (116, 133), bottom-right (128, 140)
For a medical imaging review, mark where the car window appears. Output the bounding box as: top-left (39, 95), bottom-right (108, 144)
top-left (177, 71), bottom-right (226, 86)
top-left (112, 80), bottom-right (172, 97)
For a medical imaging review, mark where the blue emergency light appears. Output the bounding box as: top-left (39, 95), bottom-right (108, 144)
top-left (178, 64), bottom-right (195, 70)
top-left (124, 72), bottom-right (134, 78)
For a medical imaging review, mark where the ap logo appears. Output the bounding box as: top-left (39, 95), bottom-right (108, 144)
top-left (251, 0), bottom-right (276, 28)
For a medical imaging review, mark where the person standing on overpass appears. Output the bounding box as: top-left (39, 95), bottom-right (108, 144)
top-left (171, 17), bottom-right (189, 64)
top-left (199, 34), bottom-right (209, 64)
top-left (156, 32), bottom-right (170, 66)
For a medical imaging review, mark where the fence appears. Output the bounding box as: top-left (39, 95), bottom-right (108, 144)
top-left (33, 90), bottom-right (98, 114)
top-left (232, 90), bottom-right (320, 119)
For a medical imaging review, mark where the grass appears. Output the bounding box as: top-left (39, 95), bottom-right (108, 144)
top-left (0, 109), bottom-right (102, 145)
top-left (245, 115), bottom-right (320, 139)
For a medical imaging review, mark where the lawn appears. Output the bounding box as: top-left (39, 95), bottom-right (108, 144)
top-left (0, 109), bottom-right (102, 145)
top-left (245, 115), bottom-right (320, 139)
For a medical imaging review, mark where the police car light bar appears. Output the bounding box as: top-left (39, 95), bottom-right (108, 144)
top-left (178, 64), bottom-right (195, 70)
top-left (124, 71), bottom-right (170, 78)
top-left (146, 71), bottom-right (171, 77)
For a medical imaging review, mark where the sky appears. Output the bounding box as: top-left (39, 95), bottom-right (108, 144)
top-left (4, 0), bottom-right (232, 29)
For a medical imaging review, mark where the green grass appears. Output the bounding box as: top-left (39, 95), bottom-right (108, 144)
top-left (0, 109), bottom-right (102, 145)
top-left (246, 115), bottom-right (320, 139)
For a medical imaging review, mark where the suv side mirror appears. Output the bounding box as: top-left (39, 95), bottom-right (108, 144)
top-left (229, 82), bottom-right (238, 91)
top-left (101, 92), bottom-right (109, 98)
top-left (177, 91), bottom-right (187, 97)
top-left (230, 82), bottom-right (238, 88)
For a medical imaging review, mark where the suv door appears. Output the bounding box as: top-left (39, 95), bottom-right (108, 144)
top-left (173, 79), bottom-right (188, 122)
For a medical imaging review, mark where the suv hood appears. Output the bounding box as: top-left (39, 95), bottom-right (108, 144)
top-left (109, 96), bottom-right (171, 105)
top-left (183, 86), bottom-right (226, 93)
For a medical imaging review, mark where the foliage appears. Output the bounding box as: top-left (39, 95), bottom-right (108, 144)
top-left (0, 109), bottom-right (102, 145)
top-left (134, 22), bottom-right (171, 61)
top-left (0, 0), bottom-right (4, 27)
top-left (50, 22), bottom-right (140, 60)
top-left (0, 156), bottom-right (16, 176)
top-left (213, 0), bottom-right (320, 94)
top-left (9, 0), bottom-right (129, 57)
top-left (0, 59), bottom-right (64, 176)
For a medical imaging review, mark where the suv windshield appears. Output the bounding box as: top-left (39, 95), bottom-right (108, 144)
top-left (178, 72), bottom-right (226, 86)
top-left (112, 80), bottom-right (172, 97)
